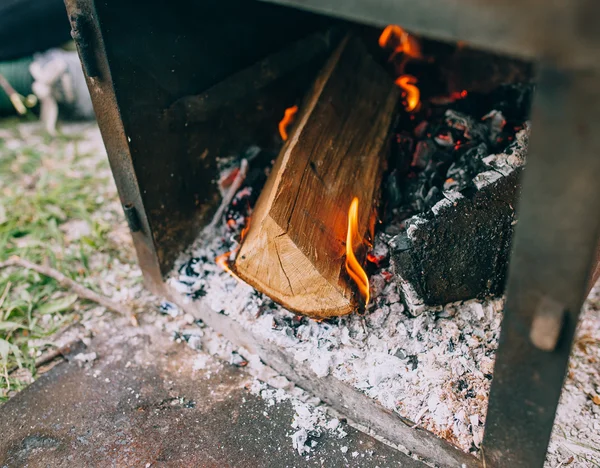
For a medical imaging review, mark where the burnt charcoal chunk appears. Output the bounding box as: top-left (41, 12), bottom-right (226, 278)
top-left (383, 170), bottom-right (402, 209)
top-left (389, 233), bottom-right (410, 252)
top-left (179, 257), bottom-right (201, 277)
top-left (445, 143), bottom-right (489, 191)
top-left (412, 140), bottom-right (436, 169)
top-left (407, 355), bottom-right (419, 370)
top-left (444, 110), bottom-right (488, 142)
top-left (191, 287), bottom-right (207, 300)
top-left (390, 132), bottom-right (414, 175)
top-left (424, 186), bottom-right (442, 208)
top-left (391, 169), bottom-right (521, 308)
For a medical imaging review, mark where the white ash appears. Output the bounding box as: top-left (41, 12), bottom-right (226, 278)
top-left (155, 294), bottom-right (353, 458)
top-left (72, 351), bottom-right (98, 368)
top-left (167, 229), bottom-right (504, 453)
top-left (165, 119), bottom-right (597, 459)
top-left (250, 379), bottom-right (348, 456)
top-left (166, 223), bottom-right (600, 463)
top-left (292, 429), bottom-right (310, 455)
top-left (545, 283), bottom-right (600, 467)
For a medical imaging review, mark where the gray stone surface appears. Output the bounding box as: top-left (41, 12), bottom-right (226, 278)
top-left (0, 319), bottom-right (424, 467)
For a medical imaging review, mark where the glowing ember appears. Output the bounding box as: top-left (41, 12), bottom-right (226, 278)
top-left (345, 197), bottom-right (370, 306)
top-left (378, 25), bottom-right (421, 61)
top-left (279, 105), bottom-right (298, 141)
top-left (240, 219), bottom-right (251, 241)
top-left (217, 218), bottom-right (251, 279)
top-left (216, 251), bottom-right (238, 279)
top-left (395, 75), bottom-right (420, 112)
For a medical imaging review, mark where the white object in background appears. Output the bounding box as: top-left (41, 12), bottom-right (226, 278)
top-left (30, 49), bottom-right (94, 135)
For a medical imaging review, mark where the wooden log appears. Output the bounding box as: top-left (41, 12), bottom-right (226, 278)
top-left (234, 36), bottom-right (400, 318)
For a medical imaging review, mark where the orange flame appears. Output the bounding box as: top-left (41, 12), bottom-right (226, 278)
top-left (279, 105), bottom-right (298, 141)
top-left (345, 197), bottom-right (370, 306)
top-left (378, 25), bottom-right (421, 61)
top-left (216, 251), bottom-right (239, 279)
top-left (216, 218), bottom-right (251, 279)
top-left (240, 219), bottom-right (251, 241)
top-left (395, 75), bottom-right (420, 112)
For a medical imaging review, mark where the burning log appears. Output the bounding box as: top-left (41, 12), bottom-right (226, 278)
top-left (234, 36), bottom-right (400, 318)
top-left (389, 125), bottom-right (530, 315)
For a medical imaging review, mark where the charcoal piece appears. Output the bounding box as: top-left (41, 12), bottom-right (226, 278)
top-left (178, 257), bottom-right (201, 277)
top-left (444, 110), bottom-right (488, 142)
top-left (390, 132), bottom-right (414, 175)
top-left (159, 301), bottom-right (180, 317)
top-left (191, 286), bottom-right (207, 300)
top-left (434, 132), bottom-right (454, 147)
top-left (413, 121), bottom-right (429, 138)
top-left (427, 164), bottom-right (445, 190)
top-left (411, 140), bottom-right (436, 169)
top-left (389, 233), bottom-right (410, 251)
top-left (391, 169), bottom-right (521, 314)
top-left (445, 143), bottom-right (489, 191)
top-left (482, 110), bottom-right (506, 142)
top-left (424, 186), bottom-right (442, 208)
top-left (443, 178), bottom-right (460, 192)
top-left (383, 170), bottom-right (402, 209)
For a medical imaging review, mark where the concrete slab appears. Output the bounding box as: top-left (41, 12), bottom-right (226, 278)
top-left (0, 320), bottom-right (424, 467)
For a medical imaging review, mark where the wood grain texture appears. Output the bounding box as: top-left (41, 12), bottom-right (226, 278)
top-left (235, 35), bottom-right (399, 318)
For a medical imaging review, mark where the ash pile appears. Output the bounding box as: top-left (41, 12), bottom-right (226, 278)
top-left (166, 82), bottom-right (534, 452)
top-left (381, 84), bottom-right (532, 314)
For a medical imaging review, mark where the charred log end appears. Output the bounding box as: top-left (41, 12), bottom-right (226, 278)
top-left (392, 169), bottom-right (522, 315)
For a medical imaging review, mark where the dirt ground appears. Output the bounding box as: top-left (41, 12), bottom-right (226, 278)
top-left (0, 120), bottom-right (153, 399)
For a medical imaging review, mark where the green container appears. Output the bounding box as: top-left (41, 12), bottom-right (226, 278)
top-left (0, 56), bottom-right (34, 115)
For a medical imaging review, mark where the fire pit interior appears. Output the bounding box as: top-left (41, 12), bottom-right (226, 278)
top-left (65, 0), bottom-right (600, 466)
top-left (163, 22), bottom-right (534, 458)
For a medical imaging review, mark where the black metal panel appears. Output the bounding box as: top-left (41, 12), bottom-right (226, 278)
top-left (483, 65), bottom-right (600, 467)
top-left (66, 0), bottom-right (165, 291)
top-left (87, 0), bottom-right (332, 275)
top-left (258, 0), bottom-right (600, 70)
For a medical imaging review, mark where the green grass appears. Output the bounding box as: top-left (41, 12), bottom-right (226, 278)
top-left (0, 124), bottom-right (123, 401)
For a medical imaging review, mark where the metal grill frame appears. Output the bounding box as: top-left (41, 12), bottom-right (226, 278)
top-left (64, 0), bottom-right (600, 466)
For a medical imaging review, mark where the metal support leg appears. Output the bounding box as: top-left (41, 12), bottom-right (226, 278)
top-left (483, 66), bottom-right (600, 467)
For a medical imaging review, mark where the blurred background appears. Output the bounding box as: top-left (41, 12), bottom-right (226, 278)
top-left (0, 0), bottom-right (94, 132)
top-left (0, 0), bottom-right (145, 400)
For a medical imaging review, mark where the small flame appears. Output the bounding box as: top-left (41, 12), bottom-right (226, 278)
top-left (395, 75), bottom-right (420, 112)
top-left (378, 25), bottom-right (421, 61)
top-left (345, 197), bottom-right (370, 306)
top-left (240, 219), bottom-right (251, 241)
top-left (216, 251), bottom-right (238, 279)
top-left (279, 105), bottom-right (298, 141)
top-left (216, 218), bottom-right (251, 279)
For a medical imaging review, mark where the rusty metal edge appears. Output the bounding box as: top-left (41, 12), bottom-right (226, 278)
top-left (64, 0), bottom-right (166, 294)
